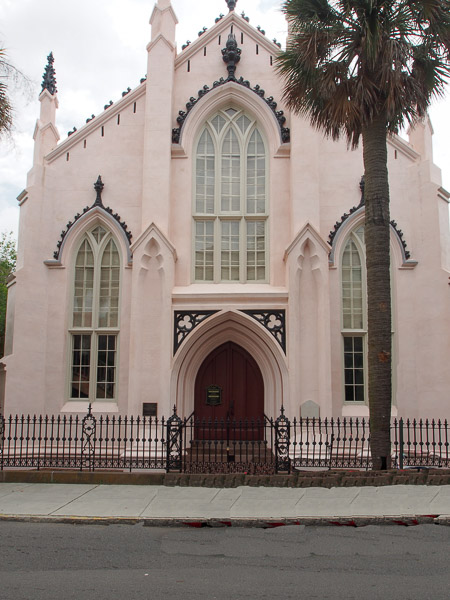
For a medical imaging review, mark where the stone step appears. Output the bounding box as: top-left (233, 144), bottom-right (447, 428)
top-left (185, 441), bottom-right (275, 464)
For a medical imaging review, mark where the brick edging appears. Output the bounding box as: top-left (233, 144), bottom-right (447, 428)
top-left (1, 468), bottom-right (450, 487)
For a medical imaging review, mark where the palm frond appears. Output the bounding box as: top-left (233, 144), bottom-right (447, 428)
top-left (276, 0), bottom-right (450, 147)
top-left (0, 48), bottom-right (14, 136)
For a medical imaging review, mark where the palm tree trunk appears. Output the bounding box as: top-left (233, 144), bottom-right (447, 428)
top-left (362, 113), bottom-right (392, 471)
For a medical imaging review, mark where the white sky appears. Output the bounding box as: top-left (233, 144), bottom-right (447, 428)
top-left (0, 0), bottom-right (449, 238)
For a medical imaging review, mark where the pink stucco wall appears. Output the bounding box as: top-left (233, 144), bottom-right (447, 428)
top-left (3, 2), bottom-right (450, 420)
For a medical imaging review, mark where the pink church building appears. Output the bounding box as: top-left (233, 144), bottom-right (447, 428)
top-left (2, 0), bottom-right (450, 422)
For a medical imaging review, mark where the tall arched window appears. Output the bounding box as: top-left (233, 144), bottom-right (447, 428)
top-left (194, 108), bottom-right (268, 282)
top-left (341, 226), bottom-right (366, 402)
top-left (70, 226), bottom-right (120, 401)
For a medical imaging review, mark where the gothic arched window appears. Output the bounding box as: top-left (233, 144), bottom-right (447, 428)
top-left (341, 226), bottom-right (366, 403)
top-left (69, 226), bottom-right (120, 401)
top-left (194, 108), bottom-right (268, 282)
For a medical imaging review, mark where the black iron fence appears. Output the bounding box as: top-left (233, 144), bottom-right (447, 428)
top-left (0, 406), bottom-right (448, 473)
top-left (392, 417), bottom-right (450, 469)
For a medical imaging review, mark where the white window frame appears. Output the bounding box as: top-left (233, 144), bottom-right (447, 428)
top-left (339, 222), bottom-right (398, 406)
top-left (192, 108), bottom-right (269, 283)
top-left (68, 227), bottom-right (121, 402)
top-left (340, 228), bottom-right (367, 404)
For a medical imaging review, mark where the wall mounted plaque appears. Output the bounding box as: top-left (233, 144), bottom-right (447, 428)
top-left (206, 385), bottom-right (222, 406)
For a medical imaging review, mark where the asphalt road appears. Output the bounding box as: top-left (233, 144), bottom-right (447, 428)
top-left (0, 522), bottom-right (449, 599)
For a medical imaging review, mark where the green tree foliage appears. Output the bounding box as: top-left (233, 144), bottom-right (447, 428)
top-left (276, 0), bottom-right (450, 469)
top-left (0, 48), bottom-right (13, 136)
top-left (0, 232), bottom-right (16, 358)
top-left (0, 46), bottom-right (33, 138)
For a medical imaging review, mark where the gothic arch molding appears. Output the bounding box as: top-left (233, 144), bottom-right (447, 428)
top-left (46, 177), bottom-right (133, 267)
top-left (173, 82), bottom-right (289, 156)
top-left (170, 310), bottom-right (288, 418)
top-left (45, 205), bottom-right (133, 268)
top-left (284, 222), bottom-right (330, 275)
top-left (329, 207), bottom-right (418, 269)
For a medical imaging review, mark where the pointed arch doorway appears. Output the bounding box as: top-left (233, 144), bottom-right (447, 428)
top-left (194, 342), bottom-right (264, 439)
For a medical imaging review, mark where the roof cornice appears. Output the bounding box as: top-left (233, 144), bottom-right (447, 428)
top-left (284, 222), bottom-right (329, 260)
top-left (45, 83), bottom-right (146, 163)
top-left (175, 11), bottom-right (282, 68)
top-left (16, 189), bottom-right (28, 205)
top-left (33, 121), bottom-right (60, 143)
top-left (387, 133), bottom-right (420, 161)
top-left (149, 4), bottom-right (179, 26)
top-left (146, 32), bottom-right (176, 54)
top-left (438, 186), bottom-right (450, 202)
top-left (131, 222), bottom-right (177, 260)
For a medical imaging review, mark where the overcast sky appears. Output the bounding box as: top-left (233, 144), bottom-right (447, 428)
top-left (0, 0), bottom-right (449, 237)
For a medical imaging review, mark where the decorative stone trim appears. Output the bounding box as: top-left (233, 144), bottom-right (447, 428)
top-left (328, 176), bottom-right (412, 261)
top-left (41, 52), bottom-right (57, 96)
top-left (172, 78), bottom-right (290, 144)
top-left (389, 220), bottom-right (411, 260)
top-left (52, 176), bottom-right (132, 260)
top-left (328, 177), bottom-right (365, 247)
top-left (226, 0), bottom-right (237, 10)
top-left (173, 311), bottom-right (219, 354)
top-left (222, 33), bottom-right (241, 79)
top-left (173, 307), bottom-right (287, 355)
top-left (240, 309), bottom-right (286, 353)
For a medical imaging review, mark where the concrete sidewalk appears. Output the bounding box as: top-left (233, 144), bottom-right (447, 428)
top-left (1, 482), bottom-right (450, 527)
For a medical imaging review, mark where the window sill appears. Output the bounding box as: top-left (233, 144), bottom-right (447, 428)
top-left (173, 283), bottom-right (288, 299)
top-left (342, 404), bottom-right (397, 418)
top-left (61, 401), bottom-right (119, 414)
top-left (342, 404), bottom-right (369, 418)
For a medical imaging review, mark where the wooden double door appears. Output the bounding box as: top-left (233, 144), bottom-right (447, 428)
top-left (194, 342), bottom-right (264, 439)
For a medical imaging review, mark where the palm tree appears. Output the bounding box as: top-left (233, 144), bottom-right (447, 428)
top-left (276, 0), bottom-right (450, 469)
top-left (0, 48), bottom-right (13, 136)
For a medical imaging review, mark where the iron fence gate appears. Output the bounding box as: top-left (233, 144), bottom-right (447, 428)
top-left (0, 406), bottom-right (448, 473)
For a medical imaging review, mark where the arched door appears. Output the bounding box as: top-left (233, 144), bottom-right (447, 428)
top-left (194, 342), bottom-right (264, 436)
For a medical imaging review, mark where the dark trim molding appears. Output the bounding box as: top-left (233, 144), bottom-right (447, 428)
top-left (172, 79), bottom-right (290, 144)
top-left (174, 311), bottom-right (219, 354)
top-left (52, 176), bottom-right (132, 260)
top-left (41, 52), bottom-right (57, 96)
top-left (328, 176), bottom-right (412, 261)
top-left (240, 309), bottom-right (286, 353)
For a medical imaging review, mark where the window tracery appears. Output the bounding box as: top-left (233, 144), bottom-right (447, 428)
top-left (341, 226), bottom-right (366, 403)
top-left (69, 226), bottom-right (120, 401)
top-left (194, 108), bottom-right (268, 283)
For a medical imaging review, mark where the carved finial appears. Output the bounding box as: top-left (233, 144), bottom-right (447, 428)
top-left (94, 176), bottom-right (104, 206)
top-left (222, 32), bottom-right (241, 80)
top-left (359, 175), bottom-right (365, 204)
top-left (226, 0), bottom-right (237, 11)
top-left (41, 52), bottom-right (57, 96)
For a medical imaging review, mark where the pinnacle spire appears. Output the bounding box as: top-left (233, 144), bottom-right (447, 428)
top-left (94, 175), bottom-right (104, 206)
top-left (41, 52), bottom-right (57, 96)
top-left (226, 0), bottom-right (237, 11)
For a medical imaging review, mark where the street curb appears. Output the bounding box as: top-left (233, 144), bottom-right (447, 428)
top-left (433, 517), bottom-right (450, 525)
top-left (0, 514), bottom-right (447, 528)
